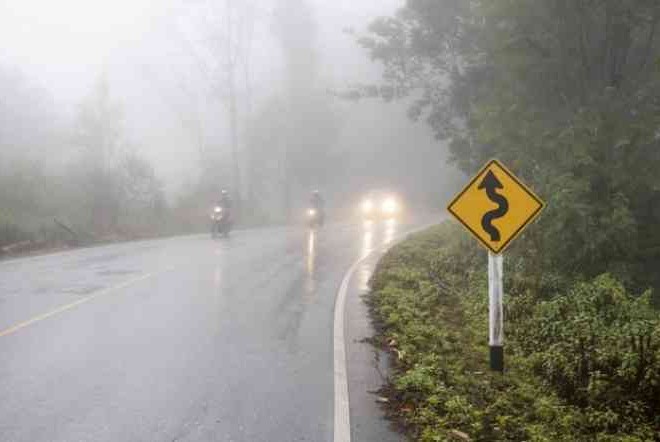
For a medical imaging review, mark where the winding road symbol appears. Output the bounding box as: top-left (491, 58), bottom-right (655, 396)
top-left (478, 170), bottom-right (509, 242)
top-left (447, 159), bottom-right (544, 254)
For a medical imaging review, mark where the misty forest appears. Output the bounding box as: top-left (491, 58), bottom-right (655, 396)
top-left (0, 0), bottom-right (457, 252)
top-left (2, 0), bottom-right (660, 441)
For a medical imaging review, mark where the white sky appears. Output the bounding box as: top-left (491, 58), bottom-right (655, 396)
top-left (0, 0), bottom-right (177, 104)
top-left (0, 0), bottom-right (401, 100)
top-left (0, 0), bottom-right (407, 192)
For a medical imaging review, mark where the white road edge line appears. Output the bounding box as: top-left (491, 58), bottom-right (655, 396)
top-left (334, 223), bottom-right (434, 442)
top-left (334, 256), bottom-right (364, 442)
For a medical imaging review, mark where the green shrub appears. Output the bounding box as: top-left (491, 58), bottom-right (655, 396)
top-left (521, 275), bottom-right (660, 433)
top-left (369, 222), bottom-right (660, 441)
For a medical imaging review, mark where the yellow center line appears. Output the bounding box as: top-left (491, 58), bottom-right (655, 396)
top-left (0, 267), bottom-right (173, 339)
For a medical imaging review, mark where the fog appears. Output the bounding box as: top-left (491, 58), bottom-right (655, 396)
top-left (0, 0), bottom-right (462, 243)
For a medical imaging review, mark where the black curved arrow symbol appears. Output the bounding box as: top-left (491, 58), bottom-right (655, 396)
top-left (478, 170), bottom-right (509, 242)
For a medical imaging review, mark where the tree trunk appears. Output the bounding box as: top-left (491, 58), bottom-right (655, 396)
top-left (226, 0), bottom-right (241, 208)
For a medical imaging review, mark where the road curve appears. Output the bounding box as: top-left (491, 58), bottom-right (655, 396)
top-left (0, 220), bottom-right (420, 442)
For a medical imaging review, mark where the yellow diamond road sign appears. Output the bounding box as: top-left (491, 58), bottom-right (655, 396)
top-left (448, 159), bottom-right (545, 254)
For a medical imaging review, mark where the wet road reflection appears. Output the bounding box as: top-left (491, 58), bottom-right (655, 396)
top-left (307, 230), bottom-right (316, 274)
top-left (214, 266), bottom-right (222, 288)
top-left (362, 227), bottom-right (373, 258)
top-left (384, 218), bottom-right (397, 245)
top-left (358, 225), bottom-right (374, 291)
top-left (358, 264), bottom-right (371, 293)
top-left (305, 230), bottom-right (316, 298)
top-left (0, 219), bottom-right (426, 442)
top-left (213, 246), bottom-right (224, 289)
top-left (356, 218), bottom-right (400, 291)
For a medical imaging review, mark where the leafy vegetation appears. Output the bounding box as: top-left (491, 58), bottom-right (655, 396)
top-left (359, 0), bottom-right (660, 300)
top-left (369, 223), bottom-right (660, 441)
top-left (361, 5), bottom-right (660, 435)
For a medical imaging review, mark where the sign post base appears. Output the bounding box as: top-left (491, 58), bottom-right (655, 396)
top-left (489, 345), bottom-right (504, 372)
top-left (488, 252), bottom-right (504, 372)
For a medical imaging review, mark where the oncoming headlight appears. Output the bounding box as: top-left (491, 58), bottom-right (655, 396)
top-left (362, 199), bottom-right (374, 213)
top-left (382, 198), bottom-right (398, 214)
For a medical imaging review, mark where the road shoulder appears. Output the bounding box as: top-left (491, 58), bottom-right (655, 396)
top-left (345, 252), bottom-right (403, 442)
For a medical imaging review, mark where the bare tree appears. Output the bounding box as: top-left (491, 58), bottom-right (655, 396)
top-left (139, 62), bottom-right (210, 176)
top-left (72, 76), bottom-right (125, 232)
top-left (168, 0), bottom-right (261, 207)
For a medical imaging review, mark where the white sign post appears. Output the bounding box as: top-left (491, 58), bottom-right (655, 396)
top-left (488, 252), bottom-right (504, 372)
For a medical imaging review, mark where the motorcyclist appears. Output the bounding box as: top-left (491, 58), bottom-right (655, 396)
top-left (310, 190), bottom-right (324, 210)
top-left (218, 189), bottom-right (232, 211)
top-left (216, 189), bottom-right (233, 228)
top-left (310, 190), bottom-right (325, 224)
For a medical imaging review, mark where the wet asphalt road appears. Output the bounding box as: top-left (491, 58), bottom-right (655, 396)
top-left (0, 220), bottom-right (419, 442)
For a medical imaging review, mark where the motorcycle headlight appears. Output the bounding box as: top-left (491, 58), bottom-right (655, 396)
top-left (214, 207), bottom-right (222, 213)
top-left (382, 198), bottom-right (398, 214)
top-left (308, 209), bottom-right (317, 217)
top-left (362, 199), bottom-right (374, 213)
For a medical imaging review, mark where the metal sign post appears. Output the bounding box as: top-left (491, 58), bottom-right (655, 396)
top-left (488, 252), bottom-right (504, 372)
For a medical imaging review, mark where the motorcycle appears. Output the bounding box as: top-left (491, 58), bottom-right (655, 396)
top-left (307, 207), bottom-right (324, 229)
top-left (211, 206), bottom-right (231, 238)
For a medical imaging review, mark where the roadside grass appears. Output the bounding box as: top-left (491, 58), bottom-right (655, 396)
top-left (368, 222), bottom-right (660, 441)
